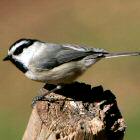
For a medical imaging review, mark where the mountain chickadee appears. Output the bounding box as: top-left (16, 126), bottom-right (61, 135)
top-left (3, 39), bottom-right (140, 105)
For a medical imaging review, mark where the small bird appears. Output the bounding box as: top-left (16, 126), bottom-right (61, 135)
top-left (3, 39), bottom-right (140, 105)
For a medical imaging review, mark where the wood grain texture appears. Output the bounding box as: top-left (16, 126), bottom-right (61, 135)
top-left (23, 82), bottom-right (126, 140)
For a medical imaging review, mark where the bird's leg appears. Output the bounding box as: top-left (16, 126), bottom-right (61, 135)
top-left (31, 85), bottom-right (62, 107)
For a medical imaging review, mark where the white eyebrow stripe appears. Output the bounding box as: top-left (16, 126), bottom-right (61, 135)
top-left (8, 41), bottom-right (29, 55)
top-left (14, 41), bottom-right (29, 48)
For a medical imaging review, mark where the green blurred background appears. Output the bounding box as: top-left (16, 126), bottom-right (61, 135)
top-left (0, 0), bottom-right (140, 139)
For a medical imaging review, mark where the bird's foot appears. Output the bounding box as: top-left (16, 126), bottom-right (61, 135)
top-left (31, 95), bottom-right (46, 107)
top-left (31, 85), bottom-right (62, 107)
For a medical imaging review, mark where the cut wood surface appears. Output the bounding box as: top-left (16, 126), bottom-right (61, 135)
top-left (23, 82), bottom-right (126, 140)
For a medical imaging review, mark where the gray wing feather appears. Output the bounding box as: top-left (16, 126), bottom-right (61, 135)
top-left (56, 44), bottom-right (108, 64)
top-left (30, 43), bottom-right (108, 70)
top-left (56, 49), bottom-right (93, 64)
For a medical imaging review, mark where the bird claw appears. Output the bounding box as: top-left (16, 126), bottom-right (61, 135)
top-left (31, 85), bottom-right (62, 107)
top-left (31, 95), bottom-right (45, 107)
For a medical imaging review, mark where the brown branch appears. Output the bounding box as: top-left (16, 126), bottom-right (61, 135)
top-left (22, 82), bottom-right (126, 140)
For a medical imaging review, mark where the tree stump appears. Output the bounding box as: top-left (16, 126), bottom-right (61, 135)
top-left (22, 82), bottom-right (126, 140)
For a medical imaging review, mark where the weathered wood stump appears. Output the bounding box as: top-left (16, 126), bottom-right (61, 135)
top-left (23, 82), bottom-right (126, 140)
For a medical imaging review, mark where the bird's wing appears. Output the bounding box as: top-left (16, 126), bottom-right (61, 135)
top-left (55, 44), bottom-right (94, 64)
top-left (29, 43), bottom-right (108, 71)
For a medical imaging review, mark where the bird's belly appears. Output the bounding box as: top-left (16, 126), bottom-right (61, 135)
top-left (25, 61), bottom-right (86, 85)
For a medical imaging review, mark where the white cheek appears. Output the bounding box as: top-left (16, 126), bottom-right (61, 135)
top-left (14, 45), bottom-right (37, 67)
top-left (18, 51), bottom-right (33, 66)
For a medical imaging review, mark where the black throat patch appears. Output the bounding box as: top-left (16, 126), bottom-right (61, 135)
top-left (10, 56), bottom-right (28, 73)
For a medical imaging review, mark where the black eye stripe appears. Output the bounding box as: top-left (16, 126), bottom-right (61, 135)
top-left (9, 38), bottom-right (39, 55)
top-left (13, 41), bottom-right (34, 55)
top-left (9, 39), bottom-right (28, 51)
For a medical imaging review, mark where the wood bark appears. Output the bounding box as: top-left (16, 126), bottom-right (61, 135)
top-left (23, 82), bottom-right (126, 140)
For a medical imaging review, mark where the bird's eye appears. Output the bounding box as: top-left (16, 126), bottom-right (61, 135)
top-left (13, 45), bottom-right (25, 55)
top-left (13, 41), bottom-right (33, 55)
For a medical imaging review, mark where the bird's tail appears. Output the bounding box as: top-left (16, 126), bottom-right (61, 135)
top-left (104, 52), bottom-right (140, 58)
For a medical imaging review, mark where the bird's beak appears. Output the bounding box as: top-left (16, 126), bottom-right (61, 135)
top-left (3, 55), bottom-right (10, 61)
